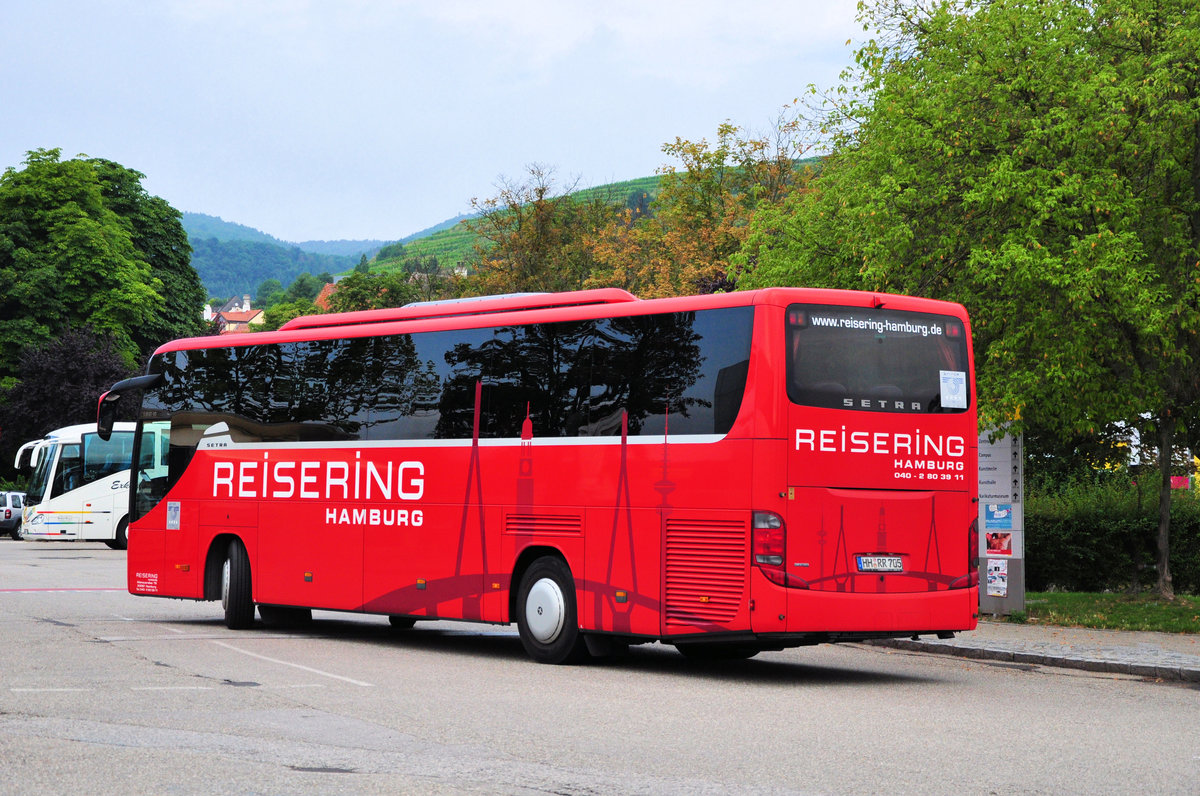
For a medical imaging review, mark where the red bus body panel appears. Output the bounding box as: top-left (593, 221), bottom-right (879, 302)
top-left (126, 287), bottom-right (978, 647)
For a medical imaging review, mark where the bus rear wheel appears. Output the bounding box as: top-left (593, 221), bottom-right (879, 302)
top-left (516, 556), bottom-right (587, 664)
top-left (222, 538), bottom-right (255, 629)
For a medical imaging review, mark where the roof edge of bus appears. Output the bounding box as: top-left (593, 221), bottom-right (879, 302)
top-left (148, 287), bottom-right (969, 358)
top-left (30, 422), bottom-right (137, 441)
top-left (277, 287), bottom-right (639, 332)
top-left (751, 286), bottom-right (967, 313)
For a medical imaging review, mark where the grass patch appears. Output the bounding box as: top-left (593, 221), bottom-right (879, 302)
top-left (1015, 592), bottom-right (1200, 633)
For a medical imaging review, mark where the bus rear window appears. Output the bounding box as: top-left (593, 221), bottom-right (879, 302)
top-left (786, 304), bottom-right (970, 413)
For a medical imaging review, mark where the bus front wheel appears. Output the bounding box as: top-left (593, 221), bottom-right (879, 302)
top-left (516, 557), bottom-right (587, 665)
top-left (222, 538), bottom-right (255, 629)
top-left (105, 518), bottom-right (128, 551)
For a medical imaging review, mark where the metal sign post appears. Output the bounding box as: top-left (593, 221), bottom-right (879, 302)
top-left (978, 430), bottom-right (1025, 615)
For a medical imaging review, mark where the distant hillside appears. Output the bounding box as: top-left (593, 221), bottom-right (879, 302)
top-left (182, 212), bottom-right (387, 258)
top-left (182, 173), bottom-right (669, 295)
top-left (182, 212), bottom-right (282, 246)
top-left (372, 178), bottom-right (663, 276)
top-left (182, 212), bottom-right (395, 298)
top-left (189, 238), bottom-right (359, 299)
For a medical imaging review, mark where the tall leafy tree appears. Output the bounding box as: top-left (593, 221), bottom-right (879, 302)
top-left (0, 327), bottom-right (134, 481)
top-left (0, 149), bottom-right (164, 381)
top-left (88, 157), bottom-right (205, 351)
top-left (463, 164), bottom-right (616, 295)
top-left (740, 0), bottom-right (1200, 598)
top-left (587, 121), bottom-right (809, 297)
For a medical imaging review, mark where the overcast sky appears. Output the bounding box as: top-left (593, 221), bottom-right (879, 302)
top-left (2, 1), bottom-right (862, 244)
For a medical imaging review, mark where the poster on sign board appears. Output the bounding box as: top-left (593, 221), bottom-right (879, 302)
top-left (986, 558), bottom-right (1008, 597)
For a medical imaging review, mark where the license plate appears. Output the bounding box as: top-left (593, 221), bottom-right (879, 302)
top-left (857, 556), bottom-right (903, 573)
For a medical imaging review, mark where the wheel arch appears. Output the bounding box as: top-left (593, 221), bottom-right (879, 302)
top-left (203, 532), bottom-right (246, 601)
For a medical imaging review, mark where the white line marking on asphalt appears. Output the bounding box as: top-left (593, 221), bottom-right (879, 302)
top-left (11, 688), bottom-right (93, 693)
top-left (208, 641), bottom-right (373, 687)
top-left (131, 686), bottom-right (214, 691)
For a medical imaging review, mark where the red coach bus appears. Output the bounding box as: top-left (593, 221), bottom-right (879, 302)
top-left (98, 287), bottom-right (979, 663)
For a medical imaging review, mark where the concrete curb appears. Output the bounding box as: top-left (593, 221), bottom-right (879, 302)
top-left (871, 637), bottom-right (1200, 682)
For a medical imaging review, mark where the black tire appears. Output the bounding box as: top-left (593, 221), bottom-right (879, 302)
top-left (515, 556), bottom-right (588, 664)
top-left (9, 525), bottom-right (19, 541)
top-left (105, 518), bottom-right (129, 551)
top-left (675, 642), bottom-right (761, 661)
top-left (258, 604), bottom-right (312, 628)
top-left (388, 616), bottom-right (417, 629)
top-left (222, 538), bottom-right (255, 629)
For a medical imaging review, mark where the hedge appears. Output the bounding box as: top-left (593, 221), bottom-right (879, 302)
top-left (1025, 475), bottom-right (1200, 594)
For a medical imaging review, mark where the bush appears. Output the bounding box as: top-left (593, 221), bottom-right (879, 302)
top-left (1025, 473), bottom-right (1200, 594)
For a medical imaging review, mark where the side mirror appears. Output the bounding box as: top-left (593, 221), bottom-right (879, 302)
top-left (96, 373), bottom-right (163, 441)
top-left (97, 390), bottom-right (120, 441)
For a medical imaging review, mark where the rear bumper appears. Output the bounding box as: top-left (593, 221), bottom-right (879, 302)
top-left (787, 585), bottom-right (978, 634)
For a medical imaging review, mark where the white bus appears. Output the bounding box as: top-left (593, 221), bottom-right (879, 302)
top-left (14, 422), bottom-right (164, 549)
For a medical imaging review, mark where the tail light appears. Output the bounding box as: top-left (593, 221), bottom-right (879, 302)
top-left (950, 517), bottom-right (980, 589)
top-left (752, 510), bottom-right (808, 589)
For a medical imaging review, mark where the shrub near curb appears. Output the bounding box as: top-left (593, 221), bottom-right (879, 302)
top-left (1025, 475), bottom-right (1200, 594)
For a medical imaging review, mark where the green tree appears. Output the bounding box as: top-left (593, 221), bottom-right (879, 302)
top-left (463, 164), bottom-right (616, 295)
top-left (87, 158), bottom-right (204, 351)
top-left (261, 299), bottom-right (316, 331)
top-left (325, 271), bottom-right (418, 313)
top-left (376, 241), bottom-right (406, 260)
top-left (740, 0), bottom-right (1200, 598)
top-left (0, 327), bottom-right (135, 481)
top-left (355, 254), bottom-right (371, 274)
top-left (255, 278), bottom-right (284, 306)
top-left (587, 121), bottom-right (808, 297)
top-left (0, 149), bottom-right (165, 381)
top-left (286, 272), bottom-right (323, 302)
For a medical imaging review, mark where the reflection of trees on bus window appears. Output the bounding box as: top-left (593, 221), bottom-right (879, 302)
top-left (433, 307), bottom-right (752, 439)
top-left (139, 305), bottom-right (754, 454)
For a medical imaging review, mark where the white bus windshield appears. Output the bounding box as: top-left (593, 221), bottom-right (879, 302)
top-left (25, 442), bottom-right (59, 503)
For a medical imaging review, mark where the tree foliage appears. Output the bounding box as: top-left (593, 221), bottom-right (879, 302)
top-left (0, 327), bottom-right (135, 481)
top-left (739, 0), bottom-right (1200, 597)
top-left (190, 237), bottom-right (354, 298)
top-left (0, 149), bottom-right (168, 381)
top-left (585, 122), bottom-right (810, 298)
top-left (260, 299), bottom-right (317, 332)
top-left (325, 270), bottom-right (419, 313)
top-left (461, 165), bottom-right (617, 295)
top-left (88, 157), bottom-right (206, 351)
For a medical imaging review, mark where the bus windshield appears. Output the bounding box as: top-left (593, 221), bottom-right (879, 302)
top-left (81, 432), bottom-right (135, 484)
top-left (25, 442), bottom-right (59, 503)
top-left (786, 304), bottom-right (971, 413)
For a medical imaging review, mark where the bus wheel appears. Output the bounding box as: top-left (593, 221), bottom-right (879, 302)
top-left (105, 518), bottom-right (129, 551)
top-left (388, 616), bottom-right (417, 629)
top-left (516, 557), bottom-right (587, 664)
top-left (222, 538), bottom-right (255, 629)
